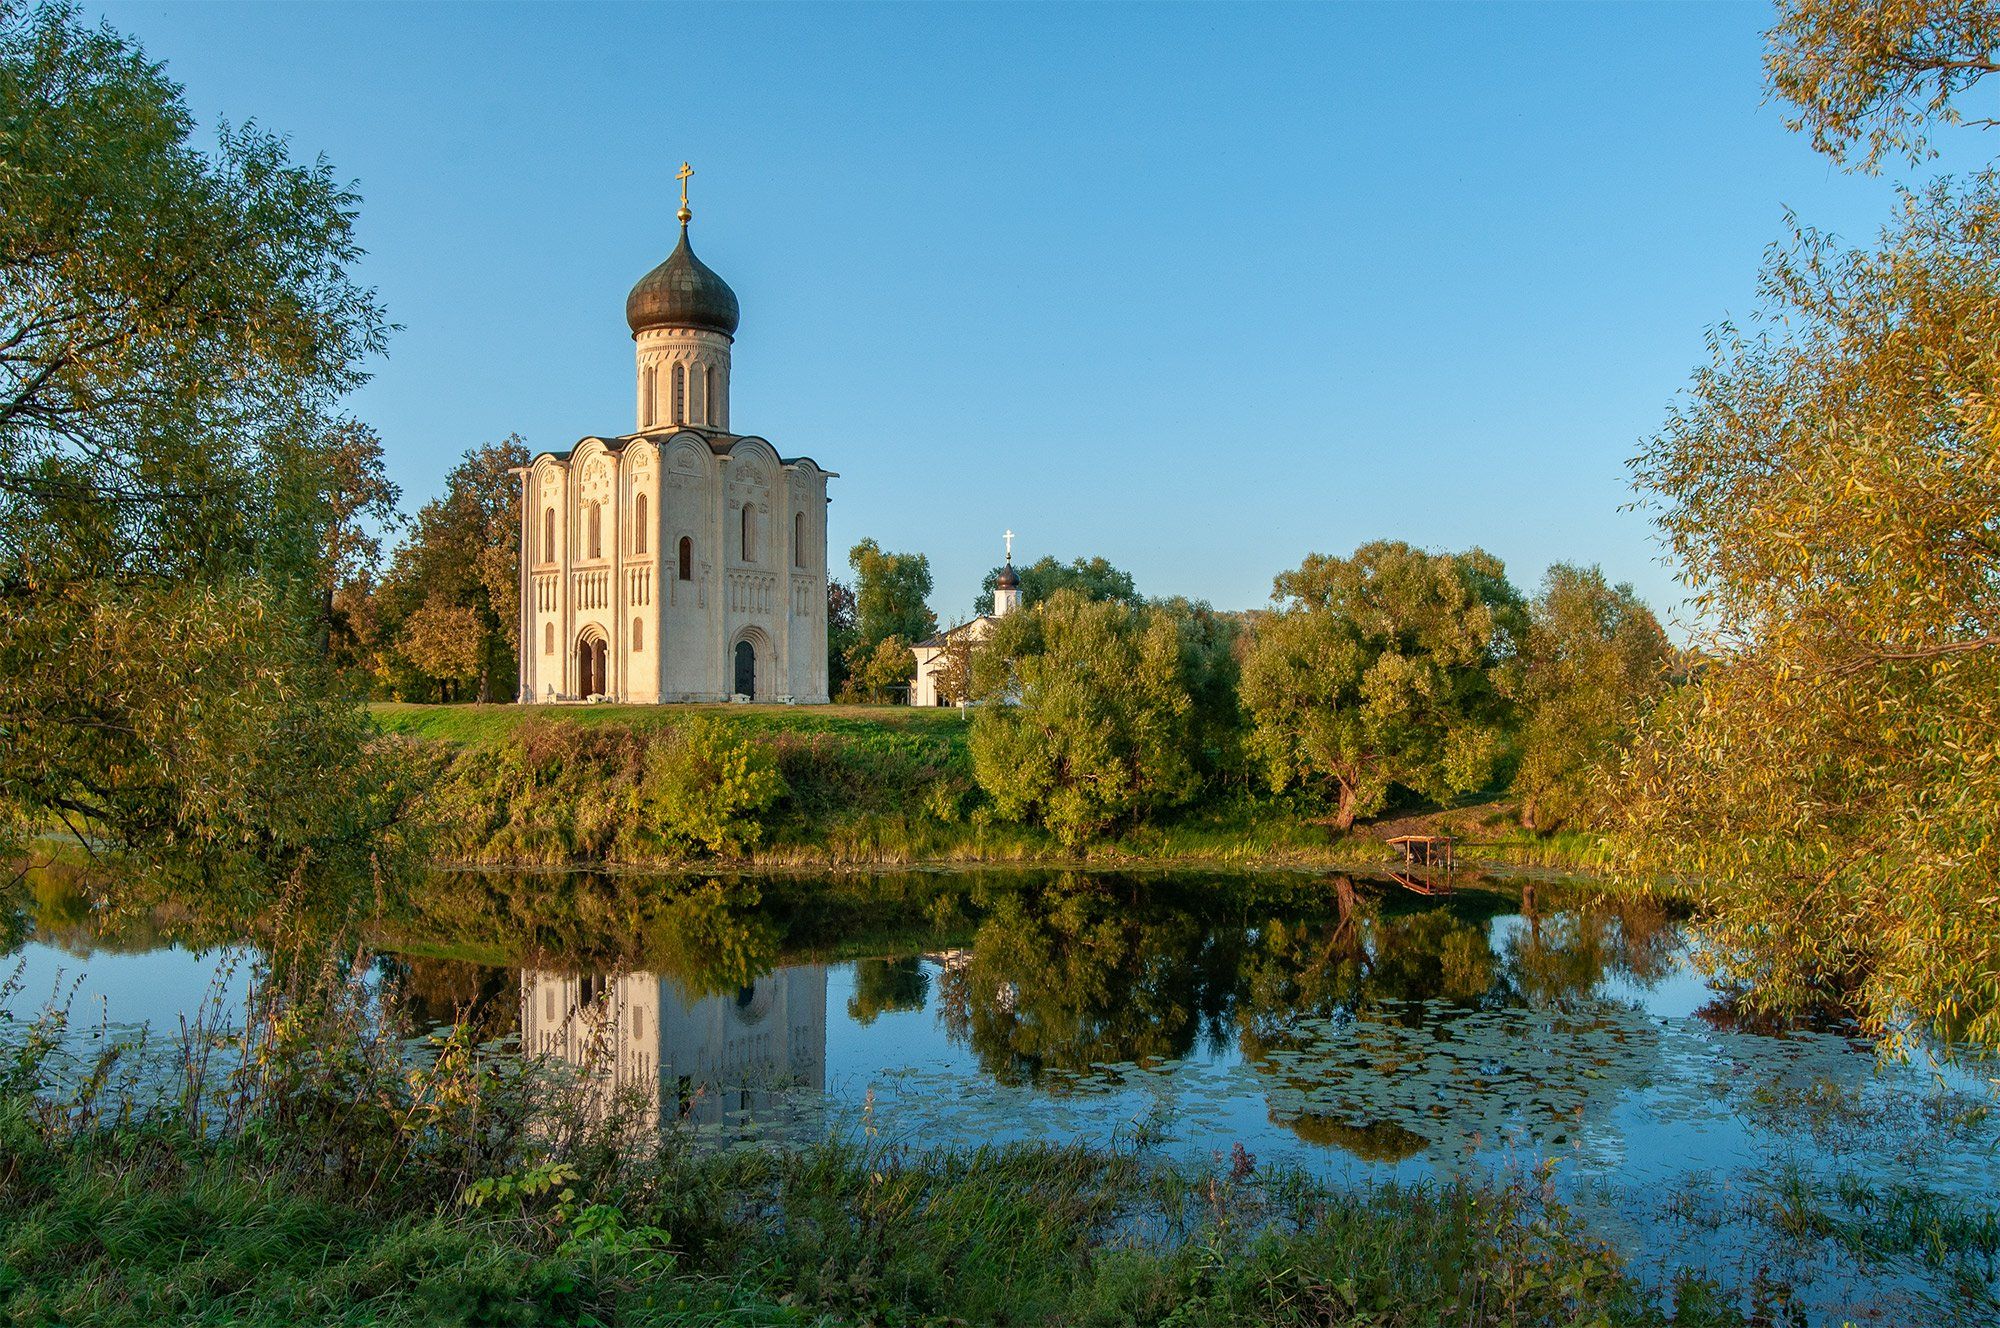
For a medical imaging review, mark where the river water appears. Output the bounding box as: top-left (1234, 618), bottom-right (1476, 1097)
top-left (5, 866), bottom-right (1995, 1324)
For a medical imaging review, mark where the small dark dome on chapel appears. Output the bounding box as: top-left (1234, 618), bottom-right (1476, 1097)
top-left (626, 227), bottom-right (741, 337)
top-left (996, 561), bottom-right (1019, 589)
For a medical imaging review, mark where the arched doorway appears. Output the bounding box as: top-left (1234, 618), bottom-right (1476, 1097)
top-left (576, 632), bottom-right (608, 699)
top-left (733, 639), bottom-right (755, 698)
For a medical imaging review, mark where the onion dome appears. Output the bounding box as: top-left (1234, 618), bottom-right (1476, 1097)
top-left (626, 224), bottom-right (740, 337)
top-left (996, 560), bottom-right (1019, 590)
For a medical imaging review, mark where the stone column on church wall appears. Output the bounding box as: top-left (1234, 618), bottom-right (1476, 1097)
top-left (815, 492), bottom-right (831, 702)
top-left (514, 467), bottom-right (531, 702)
top-left (773, 470), bottom-right (792, 701)
top-left (712, 466), bottom-right (728, 698)
top-left (560, 463), bottom-right (574, 699)
top-left (609, 449), bottom-right (623, 702)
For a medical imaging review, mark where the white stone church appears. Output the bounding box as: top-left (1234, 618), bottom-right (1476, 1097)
top-left (515, 179), bottom-right (833, 704)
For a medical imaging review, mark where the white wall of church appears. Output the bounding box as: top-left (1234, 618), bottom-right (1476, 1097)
top-left (519, 433), bottom-right (830, 705)
top-left (662, 435), bottom-right (716, 699)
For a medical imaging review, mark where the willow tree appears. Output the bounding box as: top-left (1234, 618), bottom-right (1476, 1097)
top-left (1630, 189), bottom-right (2000, 1048)
top-left (968, 590), bottom-right (1229, 847)
top-left (0, 4), bottom-right (394, 877)
top-left (1239, 542), bottom-right (1525, 830)
top-left (1513, 565), bottom-right (1673, 833)
top-left (1619, 1), bottom-right (2000, 1052)
top-left (1767, 0), bottom-right (2000, 170)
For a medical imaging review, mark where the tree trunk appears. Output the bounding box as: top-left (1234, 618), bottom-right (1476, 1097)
top-left (1333, 780), bottom-right (1358, 831)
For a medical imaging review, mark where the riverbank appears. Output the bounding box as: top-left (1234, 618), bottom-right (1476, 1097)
top-left (0, 968), bottom-right (1742, 1328)
top-left (0, 1130), bottom-right (1747, 1327)
top-left (373, 703), bottom-right (1614, 876)
top-left (9, 860), bottom-right (1993, 1323)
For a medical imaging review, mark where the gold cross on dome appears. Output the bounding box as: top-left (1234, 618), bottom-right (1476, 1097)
top-left (676, 161), bottom-right (694, 225)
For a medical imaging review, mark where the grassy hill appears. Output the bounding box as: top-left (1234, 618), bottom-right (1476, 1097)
top-left (367, 704), bottom-right (1523, 874)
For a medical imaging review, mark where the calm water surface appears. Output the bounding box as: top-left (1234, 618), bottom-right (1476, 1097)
top-left (6, 867), bottom-right (1996, 1323)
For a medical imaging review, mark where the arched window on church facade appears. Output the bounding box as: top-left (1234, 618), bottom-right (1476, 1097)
top-left (632, 617), bottom-right (644, 652)
top-left (544, 622), bottom-right (554, 655)
top-left (704, 365), bottom-right (716, 426)
top-left (678, 536), bottom-right (693, 581)
top-left (632, 494), bottom-right (648, 555)
top-left (589, 502), bottom-right (602, 560)
top-left (672, 363), bottom-right (686, 423)
top-left (543, 507), bottom-right (555, 563)
top-left (642, 364), bottom-right (656, 426)
top-left (740, 504), bottom-right (754, 562)
top-left (794, 511), bottom-right (805, 568)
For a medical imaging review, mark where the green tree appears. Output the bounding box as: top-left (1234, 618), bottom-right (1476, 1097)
top-left (847, 538), bottom-right (936, 647)
top-left (1239, 542), bottom-right (1525, 830)
top-left (0, 3), bottom-right (395, 875)
top-left (847, 957), bottom-right (929, 1025)
top-left (825, 578), bottom-right (859, 697)
top-left (1151, 595), bottom-right (1247, 785)
top-left (313, 420), bottom-right (401, 668)
top-left (379, 437), bottom-right (526, 702)
top-left (844, 633), bottom-right (915, 704)
top-left (1512, 565), bottom-right (1673, 833)
top-left (973, 554), bottom-right (1138, 617)
top-left (398, 597), bottom-right (484, 698)
top-left (968, 590), bottom-right (1227, 847)
top-left (639, 720), bottom-right (786, 856)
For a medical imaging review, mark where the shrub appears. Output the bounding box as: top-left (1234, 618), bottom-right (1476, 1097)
top-left (638, 721), bottom-right (786, 856)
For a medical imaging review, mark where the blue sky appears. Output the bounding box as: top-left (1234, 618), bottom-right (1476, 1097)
top-left (95, 1), bottom-right (1972, 626)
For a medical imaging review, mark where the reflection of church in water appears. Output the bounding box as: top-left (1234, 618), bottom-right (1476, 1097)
top-left (520, 964), bottom-right (827, 1129)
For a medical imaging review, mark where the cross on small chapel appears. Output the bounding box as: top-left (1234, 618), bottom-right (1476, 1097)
top-left (1003, 529), bottom-right (1015, 561)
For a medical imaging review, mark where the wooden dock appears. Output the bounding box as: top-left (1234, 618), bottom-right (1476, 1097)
top-left (1384, 834), bottom-right (1457, 895)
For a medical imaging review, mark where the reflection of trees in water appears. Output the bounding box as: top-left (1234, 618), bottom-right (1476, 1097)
top-left (934, 875), bottom-right (1687, 1092)
top-left (847, 957), bottom-right (928, 1025)
top-left (925, 873), bottom-right (1692, 1162)
top-left (8, 859), bottom-right (374, 962)
top-left (936, 875), bottom-right (1247, 1087)
top-left (643, 880), bottom-right (781, 999)
top-left (1245, 880), bottom-right (1685, 1163)
top-left (390, 869), bottom-right (980, 995)
top-left (1276, 1110), bottom-right (1429, 1163)
top-left (22, 862), bottom-right (1708, 1166)
top-left (1503, 881), bottom-right (1681, 1010)
top-left (376, 954), bottom-right (520, 1046)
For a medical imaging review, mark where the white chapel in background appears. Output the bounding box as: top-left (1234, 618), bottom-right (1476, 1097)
top-left (910, 533), bottom-right (1022, 708)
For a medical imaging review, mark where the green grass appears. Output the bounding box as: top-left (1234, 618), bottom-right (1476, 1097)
top-left (0, 1116), bottom-right (1749, 1327)
top-left (370, 701), bottom-right (970, 748)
